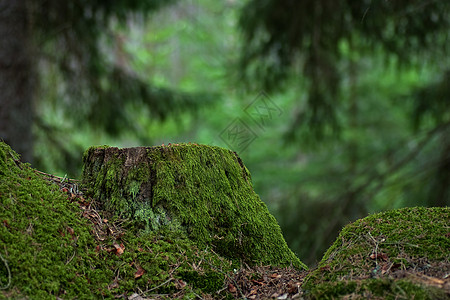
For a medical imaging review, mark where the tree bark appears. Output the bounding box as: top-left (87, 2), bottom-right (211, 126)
top-left (0, 0), bottom-right (35, 163)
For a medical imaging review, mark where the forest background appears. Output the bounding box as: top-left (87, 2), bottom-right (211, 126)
top-left (0, 0), bottom-right (448, 266)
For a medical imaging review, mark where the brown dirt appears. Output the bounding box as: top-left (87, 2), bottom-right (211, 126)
top-left (225, 265), bottom-right (308, 299)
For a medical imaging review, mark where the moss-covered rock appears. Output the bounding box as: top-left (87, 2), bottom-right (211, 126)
top-left (303, 207), bottom-right (450, 299)
top-left (82, 144), bottom-right (306, 269)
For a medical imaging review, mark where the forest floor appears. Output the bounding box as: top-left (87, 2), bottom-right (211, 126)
top-left (2, 142), bottom-right (448, 299)
top-left (43, 172), bottom-right (449, 299)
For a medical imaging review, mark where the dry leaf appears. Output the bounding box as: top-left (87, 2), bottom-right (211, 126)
top-left (228, 284), bottom-right (237, 293)
top-left (370, 252), bottom-right (388, 261)
top-left (251, 279), bottom-right (264, 285)
top-left (114, 243), bottom-right (124, 256)
top-left (134, 266), bottom-right (145, 279)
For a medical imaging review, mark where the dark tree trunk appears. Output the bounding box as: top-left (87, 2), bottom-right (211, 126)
top-left (0, 0), bottom-right (35, 163)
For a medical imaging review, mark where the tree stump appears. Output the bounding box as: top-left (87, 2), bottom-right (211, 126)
top-left (82, 144), bottom-right (306, 268)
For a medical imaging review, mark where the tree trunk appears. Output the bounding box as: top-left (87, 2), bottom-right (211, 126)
top-left (82, 144), bottom-right (307, 269)
top-left (0, 0), bottom-right (35, 163)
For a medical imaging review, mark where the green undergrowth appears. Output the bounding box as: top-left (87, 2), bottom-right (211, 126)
top-left (0, 142), bottom-right (236, 299)
top-left (308, 278), bottom-right (444, 300)
top-left (82, 144), bottom-right (306, 269)
top-left (303, 207), bottom-right (450, 299)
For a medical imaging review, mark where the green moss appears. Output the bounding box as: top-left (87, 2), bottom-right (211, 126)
top-left (82, 144), bottom-right (306, 269)
top-left (307, 278), bottom-right (446, 299)
top-left (93, 227), bottom-right (234, 298)
top-left (308, 281), bottom-right (357, 299)
top-left (3, 141), bottom-right (448, 299)
top-left (0, 142), bottom-right (237, 299)
top-left (304, 207), bottom-right (450, 298)
top-left (0, 142), bottom-right (103, 298)
top-left (178, 270), bottom-right (224, 293)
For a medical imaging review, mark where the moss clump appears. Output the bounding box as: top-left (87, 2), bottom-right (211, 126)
top-left (82, 144), bottom-right (306, 269)
top-left (177, 270), bottom-right (225, 293)
top-left (0, 141), bottom-right (237, 298)
top-left (0, 142), bottom-right (101, 298)
top-left (309, 279), bottom-right (444, 299)
top-left (91, 226), bottom-right (235, 298)
top-left (303, 207), bottom-right (450, 299)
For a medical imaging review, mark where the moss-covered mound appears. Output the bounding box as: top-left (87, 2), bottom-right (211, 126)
top-left (0, 142), bottom-right (98, 298)
top-left (82, 144), bottom-right (306, 269)
top-left (0, 141), bottom-right (237, 298)
top-left (303, 207), bottom-right (450, 299)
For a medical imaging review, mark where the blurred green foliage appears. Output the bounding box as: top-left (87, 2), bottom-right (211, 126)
top-left (33, 0), bottom-right (449, 265)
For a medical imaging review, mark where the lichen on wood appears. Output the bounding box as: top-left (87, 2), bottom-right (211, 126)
top-left (82, 143), bottom-right (306, 269)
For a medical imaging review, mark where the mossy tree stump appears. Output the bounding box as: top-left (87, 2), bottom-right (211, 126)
top-left (82, 144), bottom-right (306, 269)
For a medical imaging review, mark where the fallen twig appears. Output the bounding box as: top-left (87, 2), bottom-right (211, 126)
top-left (0, 250), bottom-right (11, 290)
